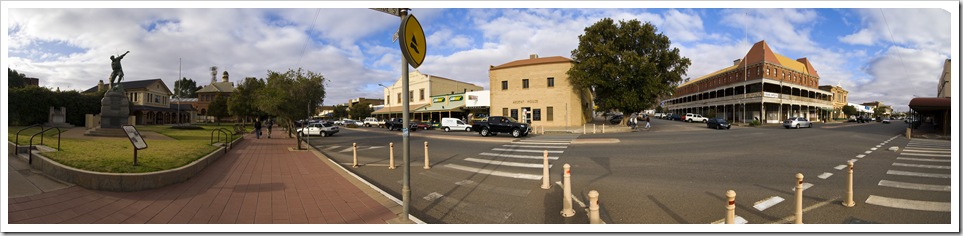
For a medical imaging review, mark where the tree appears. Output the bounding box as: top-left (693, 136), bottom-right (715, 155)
top-left (173, 77), bottom-right (201, 99)
top-left (228, 77), bottom-right (266, 124)
top-left (8, 68), bottom-right (28, 88)
top-left (568, 18), bottom-right (691, 122)
top-left (255, 68), bottom-right (326, 148)
top-left (348, 102), bottom-right (374, 119)
top-left (332, 105), bottom-right (349, 119)
top-left (207, 94), bottom-right (230, 125)
top-left (842, 105), bottom-right (858, 117)
top-left (873, 106), bottom-right (887, 118)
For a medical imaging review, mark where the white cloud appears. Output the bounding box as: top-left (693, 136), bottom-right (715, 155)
top-left (851, 46), bottom-right (947, 111)
top-left (839, 29), bottom-right (875, 45)
top-left (839, 9), bottom-right (951, 53)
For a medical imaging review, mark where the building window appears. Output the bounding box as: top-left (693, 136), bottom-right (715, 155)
top-left (533, 109), bottom-right (542, 121)
top-left (386, 95), bottom-right (390, 105)
top-left (503, 108), bottom-right (509, 116)
top-left (501, 81), bottom-right (508, 90)
top-left (409, 91), bottom-right (414, 102)
top-left (510, 109), bottom-right (518, 120)
top-left (546, 106), bottom-right (554, 121)
top-left (397, 93), bottom-right (401, 103)
top-left (547, 77), bottom-right (555, 87)
top-left (419, 89), bottom-right (425, 101)
top-left (522, 79), bottom-right (529, 89)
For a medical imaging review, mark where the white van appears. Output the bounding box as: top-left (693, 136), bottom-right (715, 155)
top-left (441, 118), bottom-right (472, 132)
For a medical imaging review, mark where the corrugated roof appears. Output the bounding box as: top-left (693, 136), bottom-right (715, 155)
top-left (197, 81), bottom-right (236, 93)
top-left (83, 79), bottom-right (166, 93)
top-left (490, 56), bottom-right (573, 71)
top-left (677, 40), bottom-right (817, 88)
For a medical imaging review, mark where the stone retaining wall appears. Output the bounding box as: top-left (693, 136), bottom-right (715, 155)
top-left (9, 137), bottom-right (243, 192)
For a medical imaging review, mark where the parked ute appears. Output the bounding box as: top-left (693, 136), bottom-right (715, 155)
top-left (362, 117), bottom-right (385, 128)
top-left (385, 118), bottom-right (418, 131)
top-left (441, 118), bottom-right (472, 132)
top-left (471, 116), bottom-right (531, 138)
top-left (684, 113), bottom-right (708, 123)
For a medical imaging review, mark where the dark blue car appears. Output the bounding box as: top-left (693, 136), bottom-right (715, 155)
top-left (707, 118), bottom-right (731, 129)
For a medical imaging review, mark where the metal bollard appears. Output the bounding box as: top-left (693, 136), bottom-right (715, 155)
top-left (561, 164), bottom-right (575, 217)
top-left (541, 150), bottom-right (550, 189)
top-left (725, 190), bottom-right (736, 224)
top-left (352, 143), bottom-right (358, 168)
top-left (423, 141), bottom-right (430, 169)
top-left (795, 173), bottom-right (804, 224)
top-left (843, 161), bottom-right (855, 207)
top-left (602, 124), bottom-right (605, 133)
top-left (389, 142), bottom-right (395, 170)
top-left (588, 190), bottom-right (601, 224)
top-left (583, 124), bottom-right (586, 134)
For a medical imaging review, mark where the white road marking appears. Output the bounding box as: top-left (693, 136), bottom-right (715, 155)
top-left (339, 147), bottom-right (354, 153)
top-left (324, 145), bottom-right (341, 150)
top-left (870, 147), bottom-right (878, 151)
top-left (864, 151), bottom-right (872, 154)
top-left (878, 180), bottom-right (950, 192)
top-left (479, 152), bottom-right (559, 160)
top-left (849, 159), bottom-right (859, 163)
top-left (892, 162), bottom-right (950, 169)
top-left (511, 141), bottom-right (570, 145)
top-left (865, 195), bottom-right (950, 212)
top-left (856, 154), bottom-right (866, 158)
top-left (886, 170), bottom-right (950, 178)
top-left (834, 165), bottom-right (847, 170)
top-left (711, 216), bottom-right (748, 224)
top-left (463, 157), bottom-right (550, 169)
top-left (902, 147), bottom-right (951, 151)
top-left (769, 198), bottom-right (838, 224)
top-left (897, 157), bottom-right (951, 162)
top-left (491, 148), bottom-right (564, 154)
top-left (502, 144), bottom-right (568, 149)
top-left (875, 145), bottom-right (881, 148)
top-left (517, 140), bottom-right (571, 143)
top-left (442, 164), bottom-right (542, 180)
top-left (900, 152), bottom-right (951, 157)
top-left (423, 192), bottom-right (444, 201)
top-left (901, 149), bottom-right (951, 154)
top-left (818, 172), bottom-right (833, 179)
top-left (792, 183), bottom-right (813, 191)
top-left (753, 196), bottom-right (786, 211)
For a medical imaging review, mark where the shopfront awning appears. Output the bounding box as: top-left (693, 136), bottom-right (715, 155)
top-left (371, 104), bottom-right (429, 115)
top-left (909, 97), bottom-right (950, 113)
top-left (416, 104), bottom-right (466, 113)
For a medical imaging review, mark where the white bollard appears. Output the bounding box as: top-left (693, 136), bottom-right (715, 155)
top-left (352, 142), bottom-right (358, 168)
top-left (389, 142), bottom-right (395, 170)
top-left (541, 150), bottom-right (550, 189)
top-left (423, 141), bottom-right (430, 169)
top-left (725, 190), bottom-right (736, 224)
top-left (561, 164), bottom-right (575, 217)
top-left (795, 173), bottom-right (804, 224)
top-left (583, 124), bottom-right (586, 134)
top-left (842, 161), bottom-right (855, 207)
top-left (602, 124), bottom-right (605, 133)
top-left (593, 124), bottom-right (597, 134)
top-left (588, 190), bottom-right (601, 224)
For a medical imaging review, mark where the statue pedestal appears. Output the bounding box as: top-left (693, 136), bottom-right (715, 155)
top-left (85, 87), bottom-right (130, 137)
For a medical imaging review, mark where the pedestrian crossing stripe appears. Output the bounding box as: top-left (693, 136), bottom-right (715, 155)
top-left (711, 216), bottom-right (748, 224)
top-left (491, 148), bottom-right (564, 154)
top-left (902, 147), bottom-right (951, 151)
top-left (818, 172), bottom-right (833, 179)
top-left (442, 164), bottom-right (543, 180)
top-left (463, 157), bottom-right (550, 169)
top-left (878, 180), bottom-right (950, 192)
top-left (753, 196), bottom-right (785, 211)
top-left (338, 146), bottom-right (386, 152)
top-left (900, 152), bottom-right (950, 157)
top-left (897, 157), bottom-right (950, 162)
top-left (511, 141), bottom-right (570, 145)
top-left (792, 183), bottom-right (813, 191)
top-left (901, 149), bottom-right (951, 154)
top-left (892, 162), bottom-right (950, 169)
top-left (865, 195), bottom-right (950, 212)
top-left (886, 170), bottom-right (950, 178)
top-left (479, 152), bottom-right (558, 160)
top-left (502, 144), bottom-right (568, 149)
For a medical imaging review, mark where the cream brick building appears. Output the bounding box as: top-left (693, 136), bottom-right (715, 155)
top-left (489, 55), bottom-right (593, 128)
top-left (818, 85), bottom-right (848, 119)
top-left (373, 70), bottom-right (482, 118)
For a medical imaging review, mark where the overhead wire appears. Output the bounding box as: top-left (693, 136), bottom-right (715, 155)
top-left (297, 8), bottom-right (322, 70)
top-left (878, 8), bottom-right (910, 79)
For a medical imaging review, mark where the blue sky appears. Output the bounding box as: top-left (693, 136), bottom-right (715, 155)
top-left (3, 2), bottom-right (957, 113)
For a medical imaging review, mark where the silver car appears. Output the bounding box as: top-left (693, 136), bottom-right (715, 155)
top-left (783, 117), bottom-right (812, 129)
top-left (297, 123), bottom-right (339, 137)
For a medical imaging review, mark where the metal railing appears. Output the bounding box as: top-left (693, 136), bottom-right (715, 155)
top-left (15, 124), bottom-right (45, 154)
top-left (27, 127), bottom-right (62, 164)
top-left (210, 128), bottom-right (234, 152)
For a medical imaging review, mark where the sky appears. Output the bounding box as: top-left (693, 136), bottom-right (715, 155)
top-left (2, 1), bottom-right (958, 113)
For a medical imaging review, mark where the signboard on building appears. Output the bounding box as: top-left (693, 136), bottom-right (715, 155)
top-left (764, 92), bottom-right (779, 98)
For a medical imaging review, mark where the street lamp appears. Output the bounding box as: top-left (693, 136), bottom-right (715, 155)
top-left (378, 83), bottom-right (391, 119)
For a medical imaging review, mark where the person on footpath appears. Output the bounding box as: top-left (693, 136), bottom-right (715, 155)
top-left (644, 114), bottom-right (652, 129)
top-left (254, 118), bottom-right (263, 139)
top-left (266, 118), bottom-right (274, 138)
top-left (629, 113), bottom-right (637, 130)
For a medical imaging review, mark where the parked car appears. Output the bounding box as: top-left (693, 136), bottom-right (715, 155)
top-left (441, 118), bottom-right (472, 132)
top-left (609, 115), bottom-right (624, 124)
top-left (882, 118), bottom-right (891, 124)
top-left (684, 113), bottom-right (708, 123)
top-left (471, 116), bottom-right (531, 138)
top-left (343, 120), bottom-right (360, 128)
top-left (783, 117), bottom-right (812, 129)
top-left (296, 122), bottom-right (339, 137)
top-left (414, 120), bottom-right (433, 130)
top-left (669, 113), bottom-right (682, 121)
top-left (385, 118), bottom-right (418, 131)
top-left (707, 118), bottom-right (731, 129)
top-left (362, 117), bottom-right (385, 128)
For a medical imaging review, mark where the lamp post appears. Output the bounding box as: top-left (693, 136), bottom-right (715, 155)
top-left (379, 83), bottom-right (392, 119)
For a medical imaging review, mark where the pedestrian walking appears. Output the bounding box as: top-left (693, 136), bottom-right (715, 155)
top-left (254, 118), bottom-right (263, 139)
top-left (644, 114), bottom-right (651, 129)
top-left (266, 118), bottom-right (274, 138)
top-left (629, 113), bottom-right (638, 130)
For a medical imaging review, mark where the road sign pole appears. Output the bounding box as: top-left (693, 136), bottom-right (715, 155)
top-left (400, 8), bottom-right (411, 223)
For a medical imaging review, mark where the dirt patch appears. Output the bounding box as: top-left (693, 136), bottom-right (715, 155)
top-left (59, 127), bottom-right (175, 140)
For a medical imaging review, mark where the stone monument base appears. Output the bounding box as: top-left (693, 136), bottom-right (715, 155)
top-left (84, 127), bottom-right (127, 137)
top-left (44, 122), bottom-right (76, 128)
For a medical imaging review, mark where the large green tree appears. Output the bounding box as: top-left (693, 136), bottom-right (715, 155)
top-left (8, 68), bottom-right (28, 88)
top-left (332, 105), bottom-right (348, 119)
top-left (173, 77), bottom-right (201, 99)
top-left (207, 94), bottom-right (230, 125)
top-left (348, 102), bottom-right (374, 120)
top-left (255, 68), bottom-right (326, 147)
top-left (568, 18), bottom-right (691, 120)
top-left (842, 105), bottom-right (858, 117)
top-left (228, 77), bottom-right (266, 124)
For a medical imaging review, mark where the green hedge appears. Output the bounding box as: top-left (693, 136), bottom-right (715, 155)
top-left (9, 86), bottom-right (104, 126)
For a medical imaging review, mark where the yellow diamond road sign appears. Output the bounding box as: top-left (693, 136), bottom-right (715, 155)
top-left (399, 14), bottom-right (426, 68)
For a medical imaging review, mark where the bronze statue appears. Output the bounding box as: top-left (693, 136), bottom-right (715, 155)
top-left (108, 51), bottom-right (130, 89)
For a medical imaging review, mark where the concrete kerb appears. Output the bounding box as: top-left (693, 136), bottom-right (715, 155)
top-left (7, 136), bottom-right (243, 192)
top-left (306, 140), bottom-right (427, 224)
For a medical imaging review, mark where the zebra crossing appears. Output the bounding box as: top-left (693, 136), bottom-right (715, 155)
top-left (865, 138), bottom-right (951, 212)
top-left (440, 134), bottom-right (578, 181)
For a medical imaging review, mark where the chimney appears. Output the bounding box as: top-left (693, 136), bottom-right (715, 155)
top-left (97, 80), bottom-right (105, 92)
top-left (733, 59), bottom-right (742, 66)
top-left (530, 54), bottom-right (539, 59)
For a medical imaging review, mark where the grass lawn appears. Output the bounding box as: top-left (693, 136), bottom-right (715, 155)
top-left (8, 124), bottom-right (245, 173)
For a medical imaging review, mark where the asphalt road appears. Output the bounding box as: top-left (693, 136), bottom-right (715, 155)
top-left (307, 119), bottom-right (951, 225)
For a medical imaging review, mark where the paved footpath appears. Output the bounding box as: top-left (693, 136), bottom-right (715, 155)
top-left (7, 134), bottom-right (413, 224)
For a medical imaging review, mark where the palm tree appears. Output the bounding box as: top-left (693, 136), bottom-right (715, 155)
top-left (210, 66), bottom-right (218, 84)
